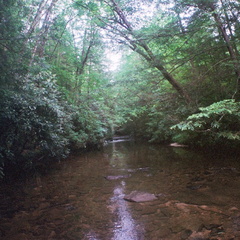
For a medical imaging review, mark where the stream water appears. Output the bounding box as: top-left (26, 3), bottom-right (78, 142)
top-left (1, 140), bottom-right (240, 239)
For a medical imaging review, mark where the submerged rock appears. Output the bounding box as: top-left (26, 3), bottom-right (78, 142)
top-left (124, 191), bottom-right (158, 203)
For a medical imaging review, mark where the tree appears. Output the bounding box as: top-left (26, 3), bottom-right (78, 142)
top-left (171, 99), bottom-right (240, 147)
top-left (0, 0), bottom-right (113, 177)
top-left (0, 0), bottom-right (29, 86)
top-left (28, 0), bottom-right (59, 65)
top-left (174, 0), bottom-right (240, 99)
top-left (74, 0), bottom-right (192, 103)
top-left (1, 0), bottom-right (240, 177)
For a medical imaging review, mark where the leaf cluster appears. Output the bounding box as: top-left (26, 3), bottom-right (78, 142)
top-left (171, 99), bottom-right (240, 146)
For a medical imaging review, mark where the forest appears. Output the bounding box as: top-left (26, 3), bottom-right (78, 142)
top-left (0, 0), bottom-right (240, 178)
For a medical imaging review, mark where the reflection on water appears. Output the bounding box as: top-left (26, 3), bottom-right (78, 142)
top-left (108, 142), bottom-right (143, 240)
top-left (85, 230), bottom-right (99, 240)
top-left (110, 181), bottom-right (143, 240)
top-left (1, 141), bottom-right (240, 239)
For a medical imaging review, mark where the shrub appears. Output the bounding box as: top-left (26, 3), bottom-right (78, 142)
top-left (68, 103), bottom-right (108, 150)
top-left (0, 71), bottom-right (71, 176)
top-left (171, 99), bottom-right (240, 147)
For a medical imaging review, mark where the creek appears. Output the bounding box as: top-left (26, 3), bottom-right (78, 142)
top-left (1, 140), bottom-right (240, 239)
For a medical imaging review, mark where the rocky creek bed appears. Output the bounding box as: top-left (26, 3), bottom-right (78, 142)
top-left (1, 141), bottom-right (240, 239)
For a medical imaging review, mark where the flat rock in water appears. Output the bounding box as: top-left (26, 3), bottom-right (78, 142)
top-left (124, 191), bottom-right (158, 203)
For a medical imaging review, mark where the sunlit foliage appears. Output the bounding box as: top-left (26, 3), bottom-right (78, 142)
top-left (171, 99), bottom-right (240, 147)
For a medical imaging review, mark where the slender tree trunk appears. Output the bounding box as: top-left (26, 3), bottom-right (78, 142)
top-left (207, 2), bottom-right (240, 98)
top-left (74, 27), bottom-right (96, 96)
top-left (220, 0), bottom-right (237, 52)
top-left (20, 0), bottom-right (48, 64)
top-left (26, 0), bottom-right (49, 38)
top-left (77, 30), bottom-right (95, 75)
top-left (29, 0), bottom-right (58, 66)
top-left (136, 42), bottom-right (192, 103)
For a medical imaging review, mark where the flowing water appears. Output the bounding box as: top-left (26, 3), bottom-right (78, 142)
top-left (1, 141), bottom-right (240, 239)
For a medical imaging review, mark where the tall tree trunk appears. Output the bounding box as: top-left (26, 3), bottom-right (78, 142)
top-left (108, 0), bottom-right (192, 104)
top-left (77, 29), bottom-right (95, 75)
top-left (135, 41), bottom-right (192, 103)
top-left (203, 2), bottom-right (240, 99)
top-left (29, 0), bottom-right (58, 66)
top-left (74, 27), bottom-right (96, 96)
top-left (25, 0), bottom-right (49, 38)
top-left (21, 0), bottom-right (48, 63)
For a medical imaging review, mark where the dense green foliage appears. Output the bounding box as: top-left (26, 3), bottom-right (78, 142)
top-left (94, 0), bottom-right (240, 145)
top-left (171, 99), bottom-right (240, 147)
top-left (0, 0), bottom-right (240, 178)
top-left (0, 0), bottom-right (112, 178)
top-left (0, 72), bottom-right (69, 172)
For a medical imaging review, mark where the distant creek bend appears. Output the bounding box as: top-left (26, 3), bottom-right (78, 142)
top-left (1, 141), bottom-right (240, 239)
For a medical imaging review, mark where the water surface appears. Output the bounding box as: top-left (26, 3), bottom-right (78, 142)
top-left (1, 141), bottom-right (240, 239)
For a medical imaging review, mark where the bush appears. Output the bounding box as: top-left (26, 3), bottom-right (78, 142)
top-left (171, 99), bottom-right (240, 147)
top-left (0, 71), bottom-right (71, 176)
top-left (68, 103), bottom-right (108, 150)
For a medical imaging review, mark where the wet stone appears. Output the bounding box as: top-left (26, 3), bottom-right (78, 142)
top-left (229, 206), bottom-right (238, 212)
top-left (124, 191), bottom-right (158, 203)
